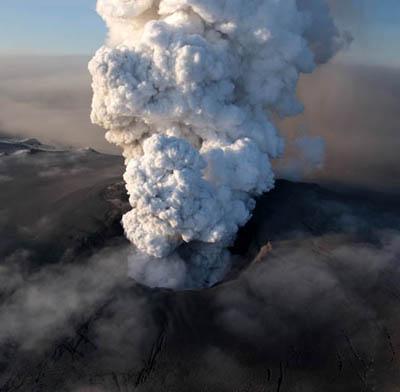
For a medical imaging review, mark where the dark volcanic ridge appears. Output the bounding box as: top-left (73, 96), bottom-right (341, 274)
top-left (0, 137), bottom-right (64, 155)
top-left (1, 138), bottom-right (400, 391)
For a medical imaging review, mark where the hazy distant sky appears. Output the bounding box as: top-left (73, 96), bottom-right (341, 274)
top-left (0, 0), bottom-right (400, 66)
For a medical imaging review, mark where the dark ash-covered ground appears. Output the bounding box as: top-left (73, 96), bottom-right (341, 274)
top-left (0, 138), bottom-right (399, 391)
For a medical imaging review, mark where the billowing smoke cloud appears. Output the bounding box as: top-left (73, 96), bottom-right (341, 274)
top-left (89, 0), bottom-right (345, 288)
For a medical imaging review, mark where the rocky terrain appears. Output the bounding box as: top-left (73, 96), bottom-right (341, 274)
top-left (0, 138), bottom-right (399, 391)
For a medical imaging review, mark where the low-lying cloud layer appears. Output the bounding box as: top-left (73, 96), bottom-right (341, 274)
top-left (0, 56), bottom-right (115, 153)
top-left (1, 215), bottom-right (399, 391)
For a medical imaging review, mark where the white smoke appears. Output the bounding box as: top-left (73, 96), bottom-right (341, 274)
top-left (89, 0), bottom-right (345, 289)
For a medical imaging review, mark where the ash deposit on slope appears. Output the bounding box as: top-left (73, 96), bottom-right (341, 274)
top-left (89, 0), bottom-right (349, 288)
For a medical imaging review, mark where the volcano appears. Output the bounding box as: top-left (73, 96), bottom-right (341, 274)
top-left (1, 138), bottom-right (399, 391)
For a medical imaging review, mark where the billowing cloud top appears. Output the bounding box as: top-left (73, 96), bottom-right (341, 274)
top-left (89, 0), bottom-right (343, 288)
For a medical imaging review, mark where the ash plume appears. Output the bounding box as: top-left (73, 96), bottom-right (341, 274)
top-left (89, 0), bottom-right (345, 289)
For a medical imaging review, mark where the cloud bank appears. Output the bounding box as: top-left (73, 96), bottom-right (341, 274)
top-left (0, 56), bottom-right (114, 153)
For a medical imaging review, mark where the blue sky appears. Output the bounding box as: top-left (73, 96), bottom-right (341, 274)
top-left (0, 0), bottom-right (104, 55)
top-left (0, 0), bottom-right (399, 66)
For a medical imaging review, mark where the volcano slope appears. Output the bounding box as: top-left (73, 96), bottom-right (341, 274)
top-left (0, 139), bottom-right (400, 392)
